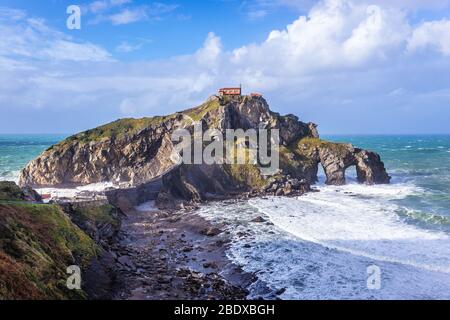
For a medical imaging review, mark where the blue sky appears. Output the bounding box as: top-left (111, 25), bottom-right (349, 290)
top-left (1, 0), bottom-right (450, 134)
top-left (1, 0), bottom-right (302, 59)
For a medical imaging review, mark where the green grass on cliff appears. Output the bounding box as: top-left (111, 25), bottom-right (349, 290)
top-left (0, 182), bottom-right (25, 202)
top-left (223, 141), bottom-right (267, 189)
top-left (224, 163), bottom-right (267, 189)
top-left (278, 145), bottom-right (310, 178)
top-left (0, 203), bottom-right (99, 299)
top-left (48, 115), bottom-right (177, 150)
top-left (55, 99), bottom-right (222, 150)
top-left (296, 137), bottom-right (350, 157)
top-left (184, 99), bottom-right (221, 122)
top-left (68, 203), bottom-right (120, 228)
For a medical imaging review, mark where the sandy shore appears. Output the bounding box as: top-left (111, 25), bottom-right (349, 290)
top-left (110, 204), bottom-right (253, 300)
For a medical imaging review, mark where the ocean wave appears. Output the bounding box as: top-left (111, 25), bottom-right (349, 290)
top-left (0, 170), bottom-right (20, 183)
top-left (249, 191), bottom-right (450, 274)
top-left (314, 182), bottom-right (424, 200)
top-left (398, 208), bottom-right (450, 226)
top-left (36, 182), bottom-right (117, 199)
top-left (135, 201), bottom-right (157, 212)
top-left (197, 195), bottom-right (450, 300)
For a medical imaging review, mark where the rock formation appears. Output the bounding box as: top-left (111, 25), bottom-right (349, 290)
top-left (19, 95), bottom-right (390, 203)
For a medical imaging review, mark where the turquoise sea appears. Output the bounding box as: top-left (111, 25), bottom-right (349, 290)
top-left (0, 134), bottom-right (67, 182)
top-left (323, 135), bottom-right (450, 231)
top-left (1, 134), bottom-right (450, 299)
top-left (1, 134), bottom-right (449, 222)
top-left (197, 134), bottom-right (450, 299)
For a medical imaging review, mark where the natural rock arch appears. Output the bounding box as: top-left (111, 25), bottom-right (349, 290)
top-left (317, 144), bottom-right (391, 186)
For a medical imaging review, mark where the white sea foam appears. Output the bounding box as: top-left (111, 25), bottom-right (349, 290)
top-left (135, 201), bottom-right (158, 212)
top-left (249, 188), bottom-right (450, 274)
top-left (197, 182), bottom-right (450, 300)
top-left (0, 170), bottom-right (20, 184)
top-left (322, 182), bottom-right (423, 199)
top-left (36, 182), bottom-right (117, 200)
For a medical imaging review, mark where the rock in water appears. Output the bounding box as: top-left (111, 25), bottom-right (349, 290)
top-left (297, 138), bottom-right (391, 186)
top-left (19, 95), bottom-right (390, 203)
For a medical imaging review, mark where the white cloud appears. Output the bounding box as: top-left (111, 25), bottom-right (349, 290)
top-left (0, 7), bottom-right (26, 21)
top-left (247, 9), bottom-right (268, 20)
top-left (0, 11), bottom-right (110, 62)
top-left (108, 8), bottom-right (147, 25)
top-left (87, 2), bottom-right (179, 25)
top-left (115, 41), bottom-right (143, 53)
top-left (42, 40), bottom-right (112, 61)
top-left (2, 0), bottom-right (450, 134)
top-left (371, 0), bottom-right (449, 11)
top-left (242, 0), bottom-right (316, 19)
top-left (408, 20), bottom-right (450, 56)
top-left (87, 0), bottom-right (132, 14)
top-left (231, 0), bottom-right (411, 78)
top-left (195, 32), bottom-right (222, 68)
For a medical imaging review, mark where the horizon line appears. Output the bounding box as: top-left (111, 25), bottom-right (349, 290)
top-left (1, 132), bottom-right (450, 136)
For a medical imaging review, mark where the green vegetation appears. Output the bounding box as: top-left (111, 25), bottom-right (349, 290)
top-left (219, 95), bottom-right (244, 105)
top-left (0, 181), bottom-right (24, 202)
top-left (224, 163), bottom-right (267, 189)
top-left (48, 115), bottom-right (177, 151)
top-left (223, 141), bottom-right (267, 189)
top-left (68, 203), bottom-right (120, 228)
top-left (278, 145), bottom-right (310, 178)
top-left (184, 99), bottom-right (221, 122)
top-left (0, 203), bottom-right (99, 299)
top-left (297, 137), bottom-right (350, 157)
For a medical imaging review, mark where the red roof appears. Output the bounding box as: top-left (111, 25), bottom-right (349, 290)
top-left (218, 87), bottom-right (241, 96)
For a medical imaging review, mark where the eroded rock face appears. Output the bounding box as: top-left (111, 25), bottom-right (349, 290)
top-left (316, 144), bottom-right (390, 185)
top-left (354, 149), bottom-right (391, 185)
top-left (19, 96), bottom-right (317, 189)
top-left (319, 144), bottom-right (355, 186)
top-left (19, 95), bottom-right (390, 202)
top-left (19, 122), bottom-right (181, 188)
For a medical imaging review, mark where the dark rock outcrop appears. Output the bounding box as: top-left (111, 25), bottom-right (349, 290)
top-left (0, 181), bottom-right (42, 202)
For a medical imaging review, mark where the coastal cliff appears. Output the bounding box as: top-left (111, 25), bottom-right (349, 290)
top-left (5, 95), bottom-right (392, 300)
top-left (19, 95), bottom-right (390, 202)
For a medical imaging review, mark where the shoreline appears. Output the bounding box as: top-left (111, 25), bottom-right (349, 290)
top-left (3, 177), bottom-right (450, 299)
top-left (110, 204), bottom-right (253, 300)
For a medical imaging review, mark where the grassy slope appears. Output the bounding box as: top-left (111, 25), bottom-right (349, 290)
top-left (223, 139), bottom-right (267, 189)
top-left (0, 203), bottom-right (99, 299)
top-left (44, 99), bottom-right (222, 154)
top-left (0, 182), bottom-right (26, 202)
top-left (296, 137), bottom-right (350, 157)
top-left (184, 99), bottom-right (221, 121)
top-left (68, 203), bottom-right (120, 228)
top-left (47, 115), bottom-right (177, 152)
top-left (0, 182), bottom-right (120, 300)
